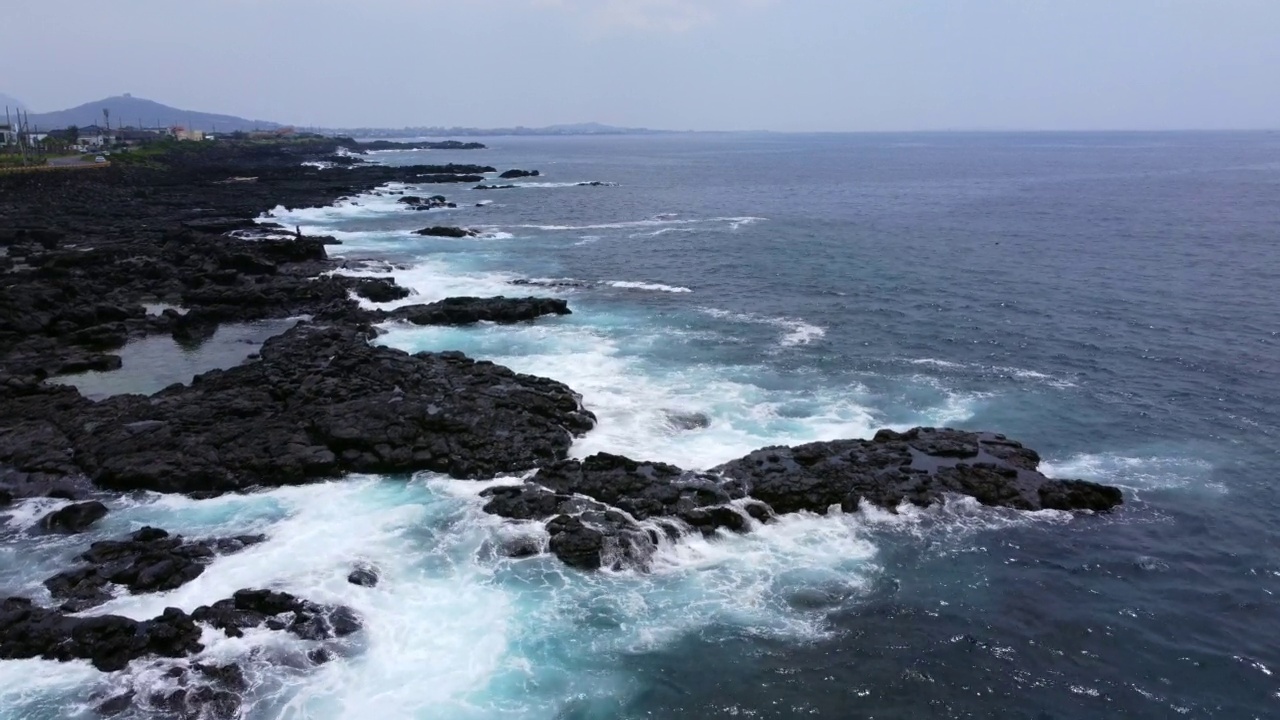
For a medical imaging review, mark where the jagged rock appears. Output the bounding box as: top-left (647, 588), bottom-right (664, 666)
top-left (39, 501), bottom-right (108, 534)
top-left (43, 526), bottom-right (266, 611)
top-left (499, 169), bottom-right (540, 179)
top-left (192, 589), bottom-right (361, 641)
top-left (1, 588), bottom-right (349, 678)
top-left (353, 278), bottom-right (411, 303)
top-left (0, 598), bottom-right (202, 672)
top-left (347, 565), bottom-right (379, 587)
top-left (4, 322), bottom-right (594, 495)
top-left (413, 226), bottom-right (478, 238)
top-left (397, 194), bottom-right (456, 210)
top-left (480, 429), bottom-right (1123, 571)
top-left (716, 428), bottom-right (1123, 515)
top-left (388, 297), bottom-right (570, 326)
top-left (473, 184), bottom-right (516, 190)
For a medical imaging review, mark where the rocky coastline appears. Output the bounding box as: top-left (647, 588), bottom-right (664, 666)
top-left (0, 137), bottom-right (1123, 712)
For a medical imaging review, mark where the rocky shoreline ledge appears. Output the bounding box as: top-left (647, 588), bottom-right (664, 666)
top-left (0, 137), bottom-right (1122, 712)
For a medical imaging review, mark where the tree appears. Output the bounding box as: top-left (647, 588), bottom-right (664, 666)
top-left (66, 125), bottom-right (80, 145)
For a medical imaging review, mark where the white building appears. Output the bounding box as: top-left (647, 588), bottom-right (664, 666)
top-left (0, 124), bottom-right (15, 147)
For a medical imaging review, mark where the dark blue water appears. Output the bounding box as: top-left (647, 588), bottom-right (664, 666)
top-left (4, 133), bottom-right (1278, 719)
top-left (350, 133), bottom-right (1280, 718)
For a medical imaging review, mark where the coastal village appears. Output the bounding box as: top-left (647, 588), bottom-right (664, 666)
top-left (0, 109), bottom-right (297, 170)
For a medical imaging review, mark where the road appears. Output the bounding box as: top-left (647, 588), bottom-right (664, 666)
top-left (48, 155), bottom-right (105, 168)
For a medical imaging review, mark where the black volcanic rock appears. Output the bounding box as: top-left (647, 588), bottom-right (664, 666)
top-left (413, 226), bottom-right (479, 238)
top-left (39, 501), bottom-right (108, 534)
top-left (480, 428), bottom-right (1123, 571)
top-left (499, 169), bottom-right (541, 179)
top-left (0, 598), bottom-right (202, 672)
top-left (388, 297), bottom-right (570, 326)
top-left (0, 587), bottom-right (357, 673)
top-left (353, 278), bottom-right (411, 303)
top-left (397, 194), bottom-right (455, 210)
top-left (716, 428), bottom-right (1122, 515)
top-left (347, 565), bottom-right (379, 587)
top-left (192, 589), bottom-right (361, 641)
top-left (12, 322), bottom-right (594, 495)
top-left (43, 526), bottom-right (266, 611)
top-left (474, 184), bottom-right (516, 190)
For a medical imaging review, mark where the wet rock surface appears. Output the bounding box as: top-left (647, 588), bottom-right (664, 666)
top-left (0, 598), bottom-right (203, 672)
top-left (44, 526), bottom-right (266, 611)
top-left (482, 428), bottom-right (1123, 570)
top-left (353, 277), bottom-right (412, 303)
top-left (398, 194), bottom-right (456, 210)
top-left (0, 588), bottom-right (358, 673)
top-left (499, 169), bottom-right (541, 179)
top-left (38, 500), bottom-right (109, 534)
top-left (413, 225), bottom-right (479, 238)
top-left (347, 564), bottom-right (379, 587)
top-left (387, 296), bottom-right (571, 326)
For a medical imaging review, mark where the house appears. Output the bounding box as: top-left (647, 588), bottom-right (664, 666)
top-left (113, 128), bottom-right (163, 145)
top-left (47, 124), bottom-right (107, 150)
top-left (0, 124), bottom-right (15, 147)
top-left (170, 126), bottom-right (205, 142)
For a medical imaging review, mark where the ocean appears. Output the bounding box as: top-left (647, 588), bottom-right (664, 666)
top-left (3, 132), bottom-right (1279, 718)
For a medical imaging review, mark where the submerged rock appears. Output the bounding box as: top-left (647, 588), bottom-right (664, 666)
top-left (347, 565), bottom-right (379, 588)
top-left (511, 278), bottom-right (593, 289)
top-left (388, 297), bottom-right (570, 326)
top-left (473, 184), bottom-right (516, 190)
top-left (499, 169), bottom-right (541, 179)
top-left (481, 428), bottom-right (1123, 571)
top-left (418, 174), bottom-right (485, 184)
top-left (665, 410), bottom-right (711, 431)
top-left (39, 501), bottom-right (108, 534)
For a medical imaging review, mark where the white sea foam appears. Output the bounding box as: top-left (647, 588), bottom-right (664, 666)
top-left (377, 320), bottom-right (887, 469)
top-left (604, 281), bottom-right (693, 293)
top-left (700, 308), bottom-right (826, 347)
top-left (332, 259), bottom-right (528, 309)
top-left (0, 477), bottom-right (890, 719)
top-left (1041, 453), bottom-right (1222, 494)
top-left (514, 216), bottom-right (765, 232)
top-left (904, 358), bottom-right (1077, 388)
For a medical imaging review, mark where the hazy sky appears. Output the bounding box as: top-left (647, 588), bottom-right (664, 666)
top-left (5, 0), bottom-right (1279, 131)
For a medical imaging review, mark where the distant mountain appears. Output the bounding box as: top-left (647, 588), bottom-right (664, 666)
top-left (25, 94), bottom-right (281, 132)
top-left (0, 93), bottom-right (25, 113)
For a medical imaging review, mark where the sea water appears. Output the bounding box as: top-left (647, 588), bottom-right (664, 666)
top-left (3, 132), bottom-right (1279, 718)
